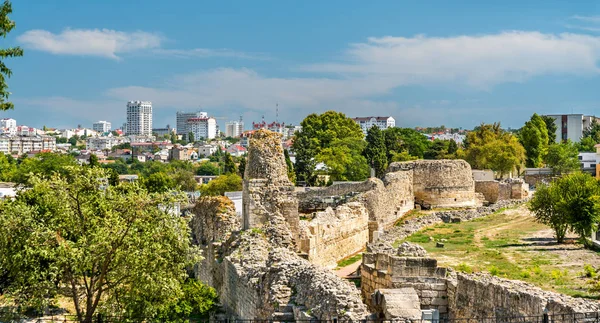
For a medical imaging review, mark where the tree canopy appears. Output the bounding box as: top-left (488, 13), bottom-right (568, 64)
top-left (545, 140), bottom-right (580, 175)
top-left (519, 113), bottom-right (549, 168)
top-left (382, 127), bottom-right (431, 161)
top-left (0, 166), bottom-right (205, 322)
top-left (292, 111), bottom-right (366, 184)
top-left (199, 173), bottom-right (242, 196)
top-left (541, 115), bottom-right (557, 145)
top-left (0, 0), bottom-right (24, 111)
top-left (363, 125), bottom-right (388, 177)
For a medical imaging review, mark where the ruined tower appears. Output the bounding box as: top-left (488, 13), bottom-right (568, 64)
top-left (242, 129), bottom-right (299, 248)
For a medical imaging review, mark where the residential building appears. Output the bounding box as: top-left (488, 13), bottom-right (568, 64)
top-left (225, 120), bottom-right (244, 138)
top-left (176, 111), bottom-right (217, 140)
top-left (0, 135), bottom-right (56, 154)
top-left (352, 116), bottom-right (395, 134)
top-left (169, 145), bottom-right (197, 161)
top-left (544, 114), bottom-right (600, 143)
top-left (126, 101), bottom-right (153, 136)
top-left (252, 120), bottom-right (288, 138)
top-left (197, 144), bottom-right (219, 157)
top-left (86, 136), bottom-right (126, 151)
top-left (0, 118), bottom-right (16, 135)
top-left (226, 144), bottom-right (247, 157)
top-left (92, 120), bottom-right (112, 133)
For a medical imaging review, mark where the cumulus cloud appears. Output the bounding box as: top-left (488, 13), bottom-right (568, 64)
top-left (302, 32), bottom-right (600, 87)
top-left (17, 28), bottom-right (162, 59)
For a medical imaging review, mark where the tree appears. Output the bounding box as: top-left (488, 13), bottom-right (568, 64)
top-left (143, 172), bottom-right (174, 193)
top-left (519, 113), bottom-right (549, 168)
top-left (545, 141), bottom-right (580, 175)
top-left (541, 115), bottom-right (557, 145)
top-left (0, 1), bottom-right (23, 111)
top-left (363, 125), bottom-right (387, 177)
top-left (238, 155), bottom-right (247, 179)
top-left (0, 167), bottom-right (201, 322)
top-left (423, 139), bottom-right (456, 160)
top-left (199, 173), bottom-right (242, 196)
top-left (196, 161), bottom-right (220, 176)
top-left (223, 152), bottom-right (237, 174)
top-left (464, 123), bottom-right (525, 178)
top-left (188, 132), bottom-right (195, 143)
top-left (283, 149), bottom-right (296, 183)
top-left (154, 279), bottom-right (217, 321)
top-left (576, 136), bottom-right (597, 152)
top-left (0, 152), bottom-right (16, 181)
top-left (383, 127), bottom-right (431, 161)
top-left (292, 111), bottom-right (364, 185)
top-left (529, 172), bottom-right (600, 245)
top-left (102, 159), bottom-right (129, 175)
top-left (108, 169), bottom-right (120, 186)
top-left (172, 169), bottom-right (197, 192)
top-left (88, 154), bottom-right (99, 167)
top-left (13, 152), bottom-right (78, 184)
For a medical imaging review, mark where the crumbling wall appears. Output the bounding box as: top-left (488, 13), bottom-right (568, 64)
top-left (449, 273), bottom-right (600, 318)
top-left (474, 180), bottom-right (529, 204)
top-left (243, 130), bottom-right (299, 249)
top-left (297, 181), bottom-right (378, 212)
top-left (388, 160), bottom-right (481, 209)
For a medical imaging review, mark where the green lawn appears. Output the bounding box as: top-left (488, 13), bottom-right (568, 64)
top-left (397, 208), bottom-right (599, 299)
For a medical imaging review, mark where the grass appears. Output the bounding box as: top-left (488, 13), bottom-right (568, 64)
top-left (397, 208), bottom-right (600, 299)
top-left (336, 253), bottom-right (363, 268)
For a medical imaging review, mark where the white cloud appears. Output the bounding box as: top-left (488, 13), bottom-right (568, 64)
top-left (571, 15), bottom-right (600, 24)
top-left (302, 31), bottom-right (600, 87)
top-left (152, 48), bottom-right (269, 60)
top-left (17, 28), bottom-right (162, 59)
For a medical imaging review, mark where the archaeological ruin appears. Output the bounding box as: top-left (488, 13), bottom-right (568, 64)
top-left (190, 129), bottom-right (600, 321)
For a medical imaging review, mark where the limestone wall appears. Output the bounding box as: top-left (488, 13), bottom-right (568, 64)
top-left (388, 160), bottom-right (481, 209)
top-left (449, 273), bottom-right (600, 318)
top-left (361, 172), bottom-right (414, 233)
top-left (474, 180), bottom-right (529, 204)
top-left (298, 202), bottom-right (369, 268)
top-left (297, 180), bottom-right (378, 212)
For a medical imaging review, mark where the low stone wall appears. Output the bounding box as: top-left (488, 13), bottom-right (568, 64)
top-left (297, 180), bottom-right (378, 212)
top-left (298, 202), bottom-right (369, 268)
top-left (388, 160), bottom-right (481, 209)
top-left (449, 273), bottom-right (600, 318)
top-left (474, 180), bottom-right (529, 204)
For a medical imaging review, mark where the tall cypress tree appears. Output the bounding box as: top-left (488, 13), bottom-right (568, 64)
top-left (363, 125), bottom-right (388, 178)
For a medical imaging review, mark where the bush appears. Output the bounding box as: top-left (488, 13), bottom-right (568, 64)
top-left (489, 266), bottom-right (500, 276)
top-left (583, 264), bottom-right (597, 278)
top-left (456, 263), bottom-right (473, 274)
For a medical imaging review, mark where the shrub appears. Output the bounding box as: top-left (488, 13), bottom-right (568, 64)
top-left (456, 263), bottom-right (473, 274)
top-left (489, 266), bottom-right (500, 276)
top-left (583, 264), bottom-right (597, 278)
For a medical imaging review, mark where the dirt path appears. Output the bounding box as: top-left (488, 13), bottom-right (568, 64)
top-left (335, 260), bottom-right (361, 278)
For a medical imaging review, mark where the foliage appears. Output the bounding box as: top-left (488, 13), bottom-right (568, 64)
top-left (89, 154), bottom-right (99, 167)
top-left (199, 173), bottom-right (242, 196)
top-left (12, 152), bottom-right (78, 184)
top-left (238, 155), bottom-right (246, 179)
top-left (577, 136), bottom-right (597, 152)
top-left (583, 120), bottom-right (600, 143)
top-left (0, 152), bottom-right (16, 181)
top-left (315, 137), bottom-right (369, 182)
top-left (423, 139), bottom-right (458, 160)
top-left (196, 161), bottom-right (220, 176)
top-left (0, 166), bottom-right (199, 323)
top-left (292, 111), bottom-right (365, 185)
top-left (111, 142), bottom-right (131, 151)
top-left (541, 115), bottom-right (557, 145)
top-left (143, 172), bottom-right (175, 193)
top-left (545, 141), bottom-right (580, 175)
top-left (222, 152), bottom-right (237, 175)
top-left (0, 0), bottom-right (24, 111)
top-left (383, 127), bottom-right (431, 161)
top-left (464, 123), bottom-right (525, 178)
top-left (363, 125), bottom-right (388, 177)
top-left (154, 279), bottom-right (217, 322)
top-left (390, 150), bottom-right (418, 162)
top-left (519, 113), bottom-right (549, 168)
top-left (283, 149), bottom-right (295, 183)
top-left (188, 132), bottom-right (195, 143)
top-left (101, 159), bottom-right (129, 175)
top-left (529, 172), bottom-right (600, 245)
top-left (583, 264), bottom-right (597, 278)
top-left (172, 170), bottom-right (197, 192)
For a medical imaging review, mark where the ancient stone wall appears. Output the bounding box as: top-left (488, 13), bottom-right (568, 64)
top-left (388, 160), bottom-right (481, 209)
top-left (474, 181), bottom-right (500, 203)
top-left (298, 202), bottom-right (369, 268)
top-left (474, 180), bottom-right (529, 204)
top-left (361, 244), bottom-right (450, 316)
top-left (297, 181), bottom-right (378, 212)
top-left (448, 273), bottom-right (600, 318)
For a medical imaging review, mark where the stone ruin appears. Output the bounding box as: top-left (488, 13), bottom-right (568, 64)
top-left (189, 129), bottom-right (598, 321)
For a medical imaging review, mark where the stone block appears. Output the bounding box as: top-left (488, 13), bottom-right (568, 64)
top-left (431, 297), bottom-right (448, 306)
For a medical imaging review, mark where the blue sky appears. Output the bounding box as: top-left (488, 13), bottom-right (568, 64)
top-left (4, 0), bottom-right (600, 130)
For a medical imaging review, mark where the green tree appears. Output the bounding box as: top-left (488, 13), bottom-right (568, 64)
top-left (545, 141), bottom-right (580, 175)
top-left (447, 139), bottom-right (459, 155)
top-left (196, 161), bottom-right (220, 176)
top-left (464, 123), bottom-right (525, 178)
top-left (529, 172), bottom-right (600, 245)
top-left (102, 159), bottom-right (129, 175)
top-left (238, 155), bottom-right (246, 179)
top-left (423, 139), bottom-right (454, 160)
top-left (188, 132), bottom-right (195, 143)
top-left (88, 154), bottom-right (99, 167)
top-left (541, 115), bottom-right (557, 145)
top-left (143, 172), bottom-right (174, 193)
top-left (223, 152), bottom-right (237, 174)
top-left (519, 113), bottom-right (549, 168)
top-left (155, 279), bottom-right (217, 321)
top-left (577, 136), bottom-right (597, 152)
top-left (172, 169), bottom-right (197, 192)
top-left (283, 149), bottom-right (296, 183)
top-left (170, 133), bottom-right (178, 144)
top-left (383, 127), bottom-right (431, 161)
top-left (13, 152), bottom-right (78, 184)
top-left (363, 125), bottom-right (388, 177)
top-left (199, 173), bottom-right (242, 196)
top-left (108, 169), bottom-right (120, 186)
top-left (390, 151), bottom-right (418, 162)
top-left (0, 167), bottom-right (200, 322)
top-left (0, 1), bottom-right (24, 111)
top-left (0, 152), bottom-right (16, 181)
top-left (292, 111), bottom-right (364, 185)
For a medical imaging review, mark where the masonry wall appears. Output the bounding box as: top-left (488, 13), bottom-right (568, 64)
top-left (298, 202), bottom-right (369, 268)
top-left (474, 180), bottom-right (529, 204)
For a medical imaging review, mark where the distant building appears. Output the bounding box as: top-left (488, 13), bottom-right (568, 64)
top-left (0, 135), bottom-right (56, 155)
top-left (176, 111), bottom-right (217, 140)
top-left (544, 114), bottom-right (600, 143)
top-left (92, 120), bottom-right (111, 133)
top-left (126, 101), bottom-right (152, 136)
top-left (86, 136), bottom-right (126, 151)
top-left (152, 124), bottom-right (174, 137)
top-left (0, 118), bottom-right (16, 135)
top-left (197, 144), bottom-right (219, 157)
top-left (225, 120), bottom-right (244, 138)
top-left (226, 144), bottom-right (247, 157)
top-left (352, 116), bottom-right (395, 134)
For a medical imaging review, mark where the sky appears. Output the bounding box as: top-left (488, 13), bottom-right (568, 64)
top-left (4, 0), bottom-right (600, 130)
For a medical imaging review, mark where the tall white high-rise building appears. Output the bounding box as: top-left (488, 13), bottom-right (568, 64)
top-left (225, 120), bottom-right (244, 138)
top-left (176, 111), bottom-right (217, 140)
top-left (92, 120), bottom-right (112, 133)
top-left (126, 101), bottom-right (152, 136)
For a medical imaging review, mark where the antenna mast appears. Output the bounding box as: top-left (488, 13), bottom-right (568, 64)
top-left (276, 103), bottom-right (279, 123)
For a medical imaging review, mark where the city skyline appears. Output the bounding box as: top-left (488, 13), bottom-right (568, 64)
top-left (4, 1), bottom-right (600, 130)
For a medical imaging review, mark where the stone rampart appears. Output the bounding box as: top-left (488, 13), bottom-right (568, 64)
top-left (298, 202), bottom-right (369, 268)
top-left (387, 160), bottom-right (481, 209)
top-left (297, 181), bottom-right (378, 212)
top-left (449, 273), bottom-right (600, 318)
